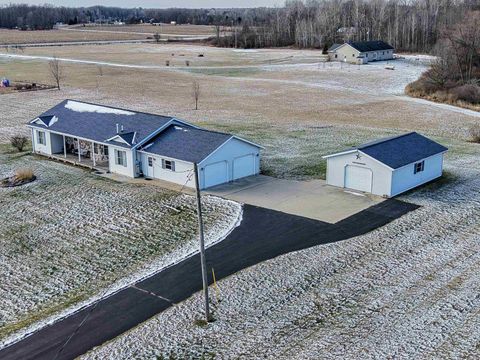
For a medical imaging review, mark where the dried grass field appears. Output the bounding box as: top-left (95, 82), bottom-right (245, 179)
top-left (0, 28), bottom-right (145, 45)
top-left (1, 42), bottom-right (480, 357)
top-left (0, 144), bottom-right (241, 345)
top-left (0, 24), bottom-right (215, 45)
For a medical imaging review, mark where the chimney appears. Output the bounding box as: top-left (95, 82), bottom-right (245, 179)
top-left (116, 123), bottom-right (120, 134)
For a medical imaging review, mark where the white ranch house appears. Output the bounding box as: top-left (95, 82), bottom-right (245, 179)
top-left (323, 132), bottom-right (448, 197)
top-left (28, 100), bottom-right (262, 189)
top-left (328, 40), bottom-right (394, 64)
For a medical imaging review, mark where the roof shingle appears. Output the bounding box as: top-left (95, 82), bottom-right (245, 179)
top-left (140, 125), bottom-right (232, 163)
top-left (346, 40), bottom-right (394, 52)
top-left (358, 132), bottom-right (448, 169)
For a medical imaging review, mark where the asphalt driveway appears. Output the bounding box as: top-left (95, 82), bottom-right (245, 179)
top-left (207, 175), bottom-right (384, 223)
top-left (0, 200), bottom-right (418, 360)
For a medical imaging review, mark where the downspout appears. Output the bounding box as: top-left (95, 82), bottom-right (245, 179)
top-left (31, 128), bottom-right (35, 153)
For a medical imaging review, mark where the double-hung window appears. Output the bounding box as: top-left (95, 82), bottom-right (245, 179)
top-left (414, 161), bottom-right (425, 174)
top-left (37, 131), bottom-right (46, 145)
top-left (115, 149), bottom-right (127, 167)
top-left (162, 159), bottom-right (175, 171)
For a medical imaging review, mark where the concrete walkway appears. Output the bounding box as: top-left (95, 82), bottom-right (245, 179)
top-left (207, 175), bottom-right (384, 223)
top-left (0, 201), bottom-right (418, 360)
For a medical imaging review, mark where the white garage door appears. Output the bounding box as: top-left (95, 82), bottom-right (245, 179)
top-left (344, 165), bottom-right (373, 193)
top-left (204, 161), bottom-right (228, 188)
top-left (233, 154), bottom-right (255, 180)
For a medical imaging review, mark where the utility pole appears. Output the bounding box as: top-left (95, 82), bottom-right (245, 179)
top-left (193, 163), bottom-right (210, 322)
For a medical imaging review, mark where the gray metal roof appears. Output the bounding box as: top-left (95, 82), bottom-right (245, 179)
top-left (28, 100), bottom-right (174, 147)
top-left (140, 124), bottom-right (233, 163)
top-left (328, 43), bottom-right (342, 52)
top-left (357, 132), bottom-right (448, 169)
top-left (347, 40), bottom-right (394, 52)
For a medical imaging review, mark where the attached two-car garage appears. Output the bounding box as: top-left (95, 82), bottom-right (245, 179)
top-left (139, 124), bottom-right (262, 190)
top-left (203, 153), bottom-right (257, 189)
top-left (200, 139), bottom-right (260, 189)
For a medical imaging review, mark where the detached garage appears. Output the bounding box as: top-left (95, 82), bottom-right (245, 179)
top-left (323, 132), bottom-right (448, 197)
top-left (138, 125), bottom-right (262, 190)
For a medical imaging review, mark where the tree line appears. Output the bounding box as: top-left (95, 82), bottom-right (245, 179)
top-left (1, 1), bottom-right (479, 53)
top-left (215, 0), bottom-right (479, 52)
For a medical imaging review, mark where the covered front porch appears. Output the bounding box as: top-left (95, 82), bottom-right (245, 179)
top-left (50, 133), bottom-right (110, 172)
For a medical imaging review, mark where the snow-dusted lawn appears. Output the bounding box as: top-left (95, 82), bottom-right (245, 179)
top-left (81, 143), bottom-right (480, 359)
top-left (0, 145), bottom-right (241, 344)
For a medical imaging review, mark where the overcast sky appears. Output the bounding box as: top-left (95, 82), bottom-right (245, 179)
top-left (0, 0), bottom-right (282, 8)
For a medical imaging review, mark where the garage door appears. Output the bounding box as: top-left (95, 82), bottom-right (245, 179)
top-left (233, 154), bottom-right (255, 180)
top-left (344, 165), bottom-right (373, 193)
top-left (203, 161), bottom-right (228, 189)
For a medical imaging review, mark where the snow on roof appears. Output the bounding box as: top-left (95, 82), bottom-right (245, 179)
top-left (29, 100), bottom-right (174, 147)
top-left (65, 100), bottom-right (135, 116)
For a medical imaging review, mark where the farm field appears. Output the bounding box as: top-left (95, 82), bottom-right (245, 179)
top-left (1, 42), bottom-right (479, 357)
top-left (0, 28), bottom-right (145, 45)
top-left (72, 23), bottom-right (216, 36)
top-left (0, 44), bottom-right (478, 178)
top-left (0, 24), bottom-right (215, 45)
top-left (0, 144), bottom-right (241, 345)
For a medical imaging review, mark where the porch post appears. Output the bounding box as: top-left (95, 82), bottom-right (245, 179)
top-left (63, 135), bottom-right (66, 158)
top-left (77, 138), bottom-right (81, 162)
top-left (91, 141), bottom-right (96, 167)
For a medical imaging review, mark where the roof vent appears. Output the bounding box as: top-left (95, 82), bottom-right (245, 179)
top-left (121, 125), bottom-right (124, 132)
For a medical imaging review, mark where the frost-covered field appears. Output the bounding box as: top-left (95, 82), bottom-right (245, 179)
top-left (82, 145), bottom-right (480, 359)
top-left (0, 146), bottom-right (241, 343)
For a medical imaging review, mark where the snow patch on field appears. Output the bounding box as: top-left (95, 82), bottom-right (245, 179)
top-left (81, 152), bottom-right (480, 359)
top-left (65, 100), bottom-right (135, 115)
top-left (0, 151), bottom-right (242, 348)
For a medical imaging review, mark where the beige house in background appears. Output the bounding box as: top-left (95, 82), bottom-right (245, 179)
top-left (328, 40), bottom-right (394, 64)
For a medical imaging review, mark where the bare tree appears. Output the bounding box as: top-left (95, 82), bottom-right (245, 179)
top-left (192, 81), bottom-right (200, 110)
top-left (48, 55), bottom-right (63, 90)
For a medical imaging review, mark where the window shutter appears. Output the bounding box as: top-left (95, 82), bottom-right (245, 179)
top-left (161, 159), bottom-right (166, 169)
top-left (171, 161), bottom-right (176, 172)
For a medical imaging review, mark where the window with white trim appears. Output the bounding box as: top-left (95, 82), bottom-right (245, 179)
top-left (115, 149), bottom-right (127, 167)
top-left (162, 159), bottom-right (175, 171)
top-left (414, 161), bottom-right (425, 174)
top-left (37, 130), bottom-right (46, 145)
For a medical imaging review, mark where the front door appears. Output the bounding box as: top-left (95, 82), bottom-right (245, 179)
top-left (146, 156), bottom-right (154, 178)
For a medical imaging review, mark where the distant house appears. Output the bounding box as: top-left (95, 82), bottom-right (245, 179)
top-left (328, 40), bottom-right (394, 64)
top-left (323, 132), bottom-right (448, 197)
top-left (28, 100), bottom-right (262, 189)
